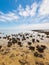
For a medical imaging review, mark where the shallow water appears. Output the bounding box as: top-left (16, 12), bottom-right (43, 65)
top-left (0, 29), bottom-right (35, 36)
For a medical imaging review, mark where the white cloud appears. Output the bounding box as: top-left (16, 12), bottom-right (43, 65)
top-left (0, 11), bottom-right (19, 22)
top-left (0, 0), bottom-right (49, 31)
top-left (0, 18), bottom-right (5, 22)
top-left (18, 5), bottom-right (29, 17)
top-left (18, 2), bottom-right (38, 17)
top-left (39, 0), bottom-right (49, 15)
top-left (30, 2), bottom-right (38, 16)
top-left (7, 22), bottom-right (49, 30)
top-left (18, 0), bottom-right (49, 16)
top-left (17, 23), bottom-right (49, 30)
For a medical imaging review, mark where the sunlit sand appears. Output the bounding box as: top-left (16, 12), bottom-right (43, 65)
top-left (0, 31), bottom-right (49, 65)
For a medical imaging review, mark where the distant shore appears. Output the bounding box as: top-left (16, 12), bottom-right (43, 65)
top-left (32, 29), bottom-right (49, 35)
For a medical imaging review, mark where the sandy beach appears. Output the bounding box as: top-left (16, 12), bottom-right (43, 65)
top-left (0, 31), bottom-right (49, 65)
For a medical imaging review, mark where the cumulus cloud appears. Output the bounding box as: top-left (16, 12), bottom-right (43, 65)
top-left (0, 11), bottom-right (19, 22)
top-left (39, 0), bottom-right (49, 15)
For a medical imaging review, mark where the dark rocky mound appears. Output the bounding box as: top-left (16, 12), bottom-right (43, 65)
top-left (22, 35), bottom-right (26, 41)
top-left (41, 45), bottom-right (47, 49)
top-left (32, 39), bottom-right (35, 43)
top-left (17, 38), bottom-right (20, 41)
top-left (3, 37), bottom-right (6, 39)
top-left (28, 42), bottom-right (32, 45)
top-left (17, 41), bottom-right (22, 47)
top-left (29, 46), bottom-right (35, 51)
top-left (30, 35), bottom-right (32, 37)
top-left (0, 45), bottom-right (2, 49)
top-left (12, 38), bottom-right (17, 44)
top-left (36, 39), bottom-right (40, 43)
top-left (35, 61), bottom-right (44, 65)
top-left (34, 52), bottom-right (44, 58)
top-left (26, 37), bottom-right (29, 39)
top-left (0, 37), bottom-right (1, 39)
top-left (46, 35), bottom-right (49, 38)
top-left (7, 41), bottom-right (12, 47)
top-left (36, 45), bottom-right (47, 53)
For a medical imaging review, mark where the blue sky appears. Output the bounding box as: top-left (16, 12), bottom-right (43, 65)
top-left (0, 0), bottom-right (49, 33)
